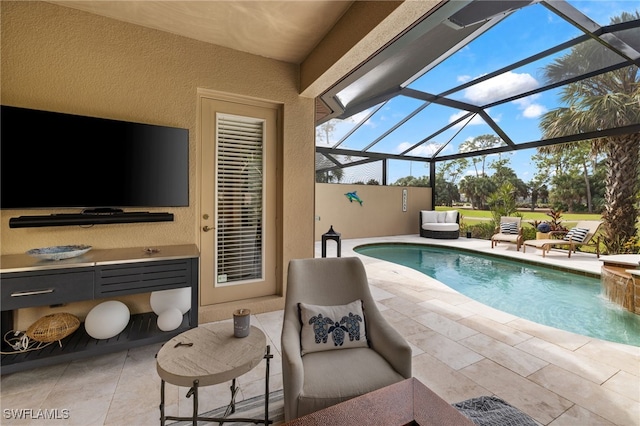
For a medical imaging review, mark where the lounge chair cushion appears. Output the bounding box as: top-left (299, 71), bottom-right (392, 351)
top-left (563, 227), bottom-right (589, 242)
top-left (492, 234), bottom-right (520, 243)
top-left (299, 299), bottom-right (368, 355)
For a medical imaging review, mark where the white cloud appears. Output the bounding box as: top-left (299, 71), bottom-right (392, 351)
top-left (449, 110), bottom-right (484, 126)
top-left (448, 108), bottom-right (500, 128)
top-left (464, 71), bottom-right (540, 105)
top-left (457, 75), bottom-right (472, 83)
top-left (396, 141), bottom-right (443, 157)
top-left (522, 104), bottom-right (547, 118)
top-left (512, 94), bottom-right (547, 118)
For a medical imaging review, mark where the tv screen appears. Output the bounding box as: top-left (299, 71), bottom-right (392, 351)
top-left (1, 106), bottom-right (189, 209)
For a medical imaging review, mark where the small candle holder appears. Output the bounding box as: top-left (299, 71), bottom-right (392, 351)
top-left (233, 309), bottom-right (251, 338)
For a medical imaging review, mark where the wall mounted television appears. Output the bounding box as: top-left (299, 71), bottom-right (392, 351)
top-left (1, 105), bottom-right (189, 212)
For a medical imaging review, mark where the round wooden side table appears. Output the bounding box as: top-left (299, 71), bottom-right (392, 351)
top-left (156, 322), bottom-right (273, 425)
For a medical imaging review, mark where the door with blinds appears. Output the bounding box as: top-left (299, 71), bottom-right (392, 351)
top-left (200, 95), bottom-right (278, 305)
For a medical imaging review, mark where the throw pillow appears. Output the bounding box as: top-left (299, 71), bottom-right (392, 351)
top-left (298, 299), bottom-right (368, 355)
top-left (500, 222), bottom-right (518, 234)
top-left (421, 210), bottom-right (438, 224)
top-left (445, 210), bottom-right (458, 224)
top-left (566, 227), bottom-right (589, 242)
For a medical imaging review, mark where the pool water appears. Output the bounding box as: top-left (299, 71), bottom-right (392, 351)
top-left (355, 244), bottom-right (640, 347)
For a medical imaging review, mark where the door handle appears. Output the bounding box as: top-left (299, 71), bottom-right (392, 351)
top-left (202, 225), bottom-right (213, 232)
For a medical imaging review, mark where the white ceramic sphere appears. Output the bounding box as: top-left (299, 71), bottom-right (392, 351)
top-left (85, 301), bottom-right (130, 340)
top-left (150, 287), bottom-right (190, 315)
top-left (157, 307), bottom-right (183, 332)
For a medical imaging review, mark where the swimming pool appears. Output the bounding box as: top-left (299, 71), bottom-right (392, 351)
top-left (355, 244), bottom-right (640, 347)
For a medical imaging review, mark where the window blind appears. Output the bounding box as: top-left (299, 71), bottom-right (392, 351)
top-left (215, 114), bottom-right (264, 285)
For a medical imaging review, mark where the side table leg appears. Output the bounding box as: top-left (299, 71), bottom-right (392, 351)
top-left (159, 379), bottom-right (166, 426)
top-left (264, 345), bottom-right (273, 425)
top-left (230, 378), bottom-right (239, 415)
top-left (185, 379), bottom-right (199, 426)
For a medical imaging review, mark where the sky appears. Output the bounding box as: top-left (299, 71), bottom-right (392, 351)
top-left (316, 0), bottom-right (639, 185)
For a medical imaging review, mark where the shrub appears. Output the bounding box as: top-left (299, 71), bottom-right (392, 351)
top-left (522, 227), bottom-right (536, 241)
top-left (469, 222), bottom-right (495, 240)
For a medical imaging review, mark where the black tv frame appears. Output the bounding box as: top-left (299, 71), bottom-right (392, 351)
top-left (1, 105), bottom-right (189, 212)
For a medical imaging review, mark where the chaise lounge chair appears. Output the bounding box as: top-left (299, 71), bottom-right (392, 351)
top-left (491, 216), bottom-right (523, 251)
top-left (522, 220), bottom-right (603, 258)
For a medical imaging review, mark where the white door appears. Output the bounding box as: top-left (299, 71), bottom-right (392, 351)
top-left (199, 94), bottom-right (278, 306)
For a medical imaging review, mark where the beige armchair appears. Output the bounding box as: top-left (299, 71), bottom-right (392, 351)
top-left (281, 257), bottom-right (412, 421)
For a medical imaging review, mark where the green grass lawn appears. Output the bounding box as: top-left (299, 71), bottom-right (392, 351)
top-left (435, 206), bottom-right (602, 227)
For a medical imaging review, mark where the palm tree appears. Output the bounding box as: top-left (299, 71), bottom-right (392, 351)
top-left (315, 153), bottom-right (344, 183)
top-left (539, 12), bottom-right (640, 253)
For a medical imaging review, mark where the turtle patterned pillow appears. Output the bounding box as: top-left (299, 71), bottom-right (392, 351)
top-left (298, 299), bottom-right (368, 355)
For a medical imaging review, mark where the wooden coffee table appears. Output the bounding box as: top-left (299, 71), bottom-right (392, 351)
top-left (156, 322), bottom-right (273, 425)
top-left (284, 377), bottom-right (474, 426)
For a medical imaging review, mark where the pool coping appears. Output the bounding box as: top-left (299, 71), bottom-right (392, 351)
top-left (353, 241), bottom-right (602, 279)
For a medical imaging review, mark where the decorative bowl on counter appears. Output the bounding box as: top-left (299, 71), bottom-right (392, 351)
top-left (26, 245), bottom-right (92, 261)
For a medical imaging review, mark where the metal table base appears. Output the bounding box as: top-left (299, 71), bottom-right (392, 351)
top-left (159, 345), bottom-right (273, 425)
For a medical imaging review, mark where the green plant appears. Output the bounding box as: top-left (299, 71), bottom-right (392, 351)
top-left (468, 222), bottom-right (496, 240)
top-left (487, 182), bottom-right (519, 226)
top-left (622, 236), bottom-right (640, 254)
top-left (522, 227), bottom-right (537, 241)
top-left (458, 214), bottom-right (467, 235)
top-left (545, 208), bottom-right (567, 231)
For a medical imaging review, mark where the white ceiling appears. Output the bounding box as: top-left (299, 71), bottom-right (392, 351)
top-left (49, 1), bottom-right (355, 64)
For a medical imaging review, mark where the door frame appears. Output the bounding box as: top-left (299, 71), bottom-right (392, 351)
top-left (196, 88), bottom-right (284, 307)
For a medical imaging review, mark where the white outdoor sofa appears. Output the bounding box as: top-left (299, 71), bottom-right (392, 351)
top-left (419, 210), bottom-right (460, 239)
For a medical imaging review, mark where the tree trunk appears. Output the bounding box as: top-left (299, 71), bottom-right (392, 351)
top-left (582, 161), bottom-right (593, 213)
top-left (602, 134), bottom-right (640, 253)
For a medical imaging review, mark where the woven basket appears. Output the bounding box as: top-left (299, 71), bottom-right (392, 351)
top-left (26, 313), bottom-right (80, 343)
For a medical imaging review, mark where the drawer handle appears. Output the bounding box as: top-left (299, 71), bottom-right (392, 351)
top-left (11, 289), bottom-right (55, 297)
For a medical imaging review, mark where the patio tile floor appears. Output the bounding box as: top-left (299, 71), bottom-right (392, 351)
top-left (1, 235), bottom-right (638, 425)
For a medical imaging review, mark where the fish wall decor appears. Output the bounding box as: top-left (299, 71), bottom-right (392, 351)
top-left (345, 191), bottom-right (363, 206)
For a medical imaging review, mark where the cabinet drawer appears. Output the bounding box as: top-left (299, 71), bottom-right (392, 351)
top-left (1, 269), bottom-right (94, 310)
top-left (95, 259), bottom-right (192, 297)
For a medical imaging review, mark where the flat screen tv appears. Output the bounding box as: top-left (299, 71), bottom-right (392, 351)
top-left (1, 105), bottom-right (189, 210)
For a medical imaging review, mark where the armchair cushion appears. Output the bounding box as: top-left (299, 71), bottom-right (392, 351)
top-left (299, 299), bottom-right (368, 355)
top-left (298, 347), bottom-right (405, 417)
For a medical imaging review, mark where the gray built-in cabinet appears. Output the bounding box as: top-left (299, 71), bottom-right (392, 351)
top-left (0, 245), bottom-right (199, 375)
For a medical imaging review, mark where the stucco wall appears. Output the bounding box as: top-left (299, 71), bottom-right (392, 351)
top-left (315, 184), bottom-right (432, 241)
top-left (1, 2), bottom-right (315, 321)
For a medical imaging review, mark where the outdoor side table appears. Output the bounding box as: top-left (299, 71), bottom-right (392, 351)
top-left (156, 322), bottom-right (273, 425)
